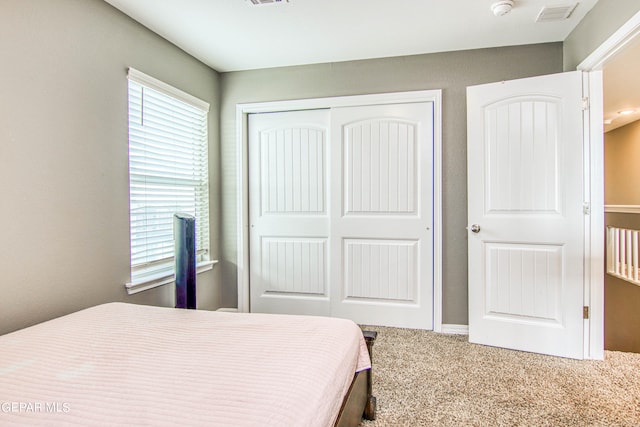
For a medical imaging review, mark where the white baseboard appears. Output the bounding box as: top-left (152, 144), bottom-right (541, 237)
top-left (441, 324), bottom-right (468, 335)
top-left (216, 308), bottom-right (239, 313)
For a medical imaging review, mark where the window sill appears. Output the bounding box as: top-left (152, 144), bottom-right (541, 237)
top-left (124, 260), bottom-right (218, 295)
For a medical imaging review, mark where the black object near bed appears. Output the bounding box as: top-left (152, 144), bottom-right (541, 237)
top-left (174, 213), bottom-right (197, 309)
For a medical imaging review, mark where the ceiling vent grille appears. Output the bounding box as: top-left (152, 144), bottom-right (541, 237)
top-left (535, 3), bottom-right (578, 22)
top-left (248, 0), bottom-right (287, 5)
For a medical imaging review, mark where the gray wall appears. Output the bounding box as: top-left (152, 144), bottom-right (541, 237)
top-left (0, 0), bottom-right (221, 335)
top-left (7, 0), bottom-right (626, 333)
top-left (219, 43), bottom-right (564, 324)
top-left (604, 120), bottom-right (640, 205)
top-left (564, 0), bottom-right (640, 70)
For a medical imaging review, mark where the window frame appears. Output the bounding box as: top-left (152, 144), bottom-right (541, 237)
top-left (124, 68), bottom-right (214, 295)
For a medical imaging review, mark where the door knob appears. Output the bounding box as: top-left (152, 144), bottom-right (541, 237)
top-left (469, 224), bottom-right (481, 233)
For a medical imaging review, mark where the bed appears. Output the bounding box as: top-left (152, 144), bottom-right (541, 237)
top-left (0, 303), bottom-right (376, 426)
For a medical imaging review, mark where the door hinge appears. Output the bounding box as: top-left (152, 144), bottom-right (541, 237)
top-left (582, 97), bottom-right (590, 111)
top-left (583, 202), bottom-right (591, 215)
top-left (583, 306), bottom-right (590, 319)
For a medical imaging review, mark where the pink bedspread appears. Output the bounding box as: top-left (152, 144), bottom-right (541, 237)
top-left (0, 303), bottom-right (371, 426)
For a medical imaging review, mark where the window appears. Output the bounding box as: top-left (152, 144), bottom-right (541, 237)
top-left (125, 68), bottom-right (211, 294)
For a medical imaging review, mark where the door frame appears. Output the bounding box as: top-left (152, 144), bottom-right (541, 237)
top-left (235, 90), bottom-right (443, 330)
top-left (578, 9), bottom-right (640, 359)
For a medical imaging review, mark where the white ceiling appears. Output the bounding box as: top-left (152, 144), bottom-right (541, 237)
top-left (103, 0), bottom-right (640, 133)
top-left (104, 0), bottom-right (598, 72)
top-left (603, 36), bottom-right (640, 132)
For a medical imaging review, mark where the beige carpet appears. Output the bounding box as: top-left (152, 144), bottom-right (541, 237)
top-left (359, 327), bottom-right (640, 426)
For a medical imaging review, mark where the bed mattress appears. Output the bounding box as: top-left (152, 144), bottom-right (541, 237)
top-left (0, 303), bottom-right (371, 426)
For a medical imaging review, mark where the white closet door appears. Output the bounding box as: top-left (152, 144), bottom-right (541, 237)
top-left (330, 103), bottom-right (434, 329)
top-left (249, 109), bottom-right (331, 316)
top-left (248, 103), bottom-right (435, 329)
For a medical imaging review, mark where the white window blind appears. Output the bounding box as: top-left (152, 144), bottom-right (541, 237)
top-left (126, 68), bottom-right (210, 287)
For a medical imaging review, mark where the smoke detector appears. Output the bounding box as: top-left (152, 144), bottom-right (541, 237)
top-left (535, 3), bottom-right (578, 22)
top-left (491, 1), bottom-right (514, 16)
top-left (247, 0), bottom-right (287, 4)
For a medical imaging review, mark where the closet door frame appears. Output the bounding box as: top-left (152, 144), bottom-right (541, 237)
top-left (235, 90), bottom-right (443, 330)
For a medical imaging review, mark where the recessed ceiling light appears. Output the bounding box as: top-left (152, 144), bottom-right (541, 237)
top-left (618, 109), bottom-right (636, 115)
top-left (603, 119), bottom-right (613, 125)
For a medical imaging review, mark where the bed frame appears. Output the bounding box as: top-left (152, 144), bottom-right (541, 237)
top-left (334, 330), bottom-right (377, 427)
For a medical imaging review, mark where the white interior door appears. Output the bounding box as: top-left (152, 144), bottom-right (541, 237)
top-left (249, 102), bottom-right (434, 329)
top-left (249, 109), bottom-right (331, 316)
top-left (330, 103), bottom-right (434, 329)
top-left (467, 71), bottom-right (585, 359)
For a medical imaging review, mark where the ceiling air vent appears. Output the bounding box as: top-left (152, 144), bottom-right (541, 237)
top-left (535, 3), bottom-right (578, 22)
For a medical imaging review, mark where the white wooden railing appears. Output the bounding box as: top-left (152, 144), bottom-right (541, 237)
top-left (607, 226), bottom-right (640, 286)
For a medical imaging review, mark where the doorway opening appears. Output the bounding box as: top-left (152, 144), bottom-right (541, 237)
top-left (600, 34), bottom-right (640, 353)
top-left (578, 10), bottom-right (640, 356)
